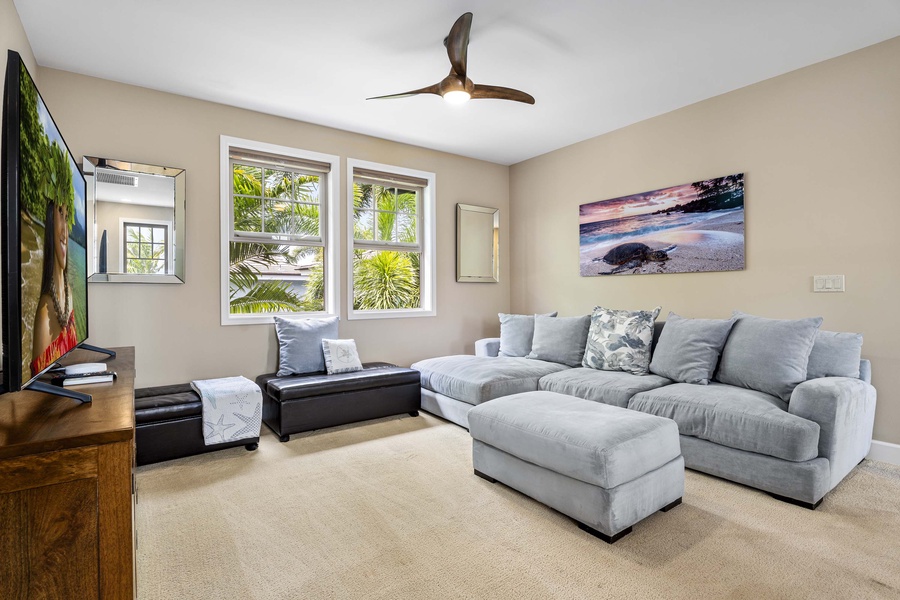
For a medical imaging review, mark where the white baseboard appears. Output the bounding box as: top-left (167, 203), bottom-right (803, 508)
top-left (868, 440), bottom-right (900, 465)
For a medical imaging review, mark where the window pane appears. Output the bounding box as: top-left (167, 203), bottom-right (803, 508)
top-left (397, 190), bottom-right (418, 215)
top-left (375, 186), bottom-right (396, 211)
top-left (233, 163), bottom-right (262, 195)
top-left (397, 213), bottom-right (417, 244)
top-left (352, 250), bottom-right (421, 310)
top-left (229, 241), bottom-right (325, 314)
top-left (294, 203), bottom-right (320, 237)
top-left (353, 182), bottom-right (372, 209)
top-left (264, 199), bottom-right (293, 234)
top-left (264, 169), bottom-right (293, 199)
top-left (376, 211), bottom-right (398, 242)
top-left (295, 174), bottom-right (320, 203)
top-left (234, 196), bottom-right (262, 232)
top-left (152, 227), bottom-right (165, 244)
top-left (354, 209), bottom-right (374, 240)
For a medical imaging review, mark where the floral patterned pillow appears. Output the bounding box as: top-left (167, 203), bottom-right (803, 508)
top-left (582, 306), bottom-right (662, 375)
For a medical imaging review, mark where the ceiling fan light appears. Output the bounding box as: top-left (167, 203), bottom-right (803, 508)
top-left (443, 90), bottom-right (471, 104)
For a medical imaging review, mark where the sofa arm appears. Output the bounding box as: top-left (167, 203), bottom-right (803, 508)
top-left (475, 338), bottom-right (501, 358)
top-left (789, 377), bottom-right (876, 488)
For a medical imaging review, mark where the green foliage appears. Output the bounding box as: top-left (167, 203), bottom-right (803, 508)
top-left (18, 63), bottom-right (47, 220)
top-left (17, 64), bottom-right (76, 226)
top-left (230, 279), bottom-right (311, 314)
top-left (228, 241), bottom-right (312, 313)
top-left (353, 251), bottom-right (420, 310)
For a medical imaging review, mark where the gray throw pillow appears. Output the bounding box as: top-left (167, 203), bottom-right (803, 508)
top-left (274, 316), bottom-right (340, 376)
top-left (806, 330), bottom-right (863, 380)
top-left (649, 312), bottom-right (736, 384)
top-left (716, 311), bottom-right (823, 401)
top-left (526, 314), bottom-right (590, 367)
top-left (582, 306), bottom-right (661, 376)
top-left (498, 312), bottom-right (558, 357)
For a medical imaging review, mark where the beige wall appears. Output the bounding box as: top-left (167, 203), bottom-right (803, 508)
top-left (509, 37), bottom-right (900, 444)
top-left (37, 69), bottom-right (510, 387)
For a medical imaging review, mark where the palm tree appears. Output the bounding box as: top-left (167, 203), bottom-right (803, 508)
top-left (349, 183), bottom-right (421, 311)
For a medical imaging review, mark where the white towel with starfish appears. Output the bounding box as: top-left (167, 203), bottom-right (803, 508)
top-left (191, 376), bottom-right (262, 446)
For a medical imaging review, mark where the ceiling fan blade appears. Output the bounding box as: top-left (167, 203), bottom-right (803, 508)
top-left (472, 84), bottom-right (535, 105)
top-left (366, 83), bottom-right (441, 100)
top-left (446, 12), bottom-right (473, 78)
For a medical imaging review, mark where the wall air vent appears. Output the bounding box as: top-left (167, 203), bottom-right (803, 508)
top-left (97, 170), bottom-right (139, 187)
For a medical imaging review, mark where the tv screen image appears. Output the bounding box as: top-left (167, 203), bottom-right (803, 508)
top-left (2, 52), bottom-right (88, 392)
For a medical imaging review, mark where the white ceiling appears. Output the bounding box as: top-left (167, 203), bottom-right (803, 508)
top-left (15, 0), bottom-right (900, 165)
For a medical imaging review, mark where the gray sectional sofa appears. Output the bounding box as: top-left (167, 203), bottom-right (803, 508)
top-left (412, 320), bottom-right (876, 508)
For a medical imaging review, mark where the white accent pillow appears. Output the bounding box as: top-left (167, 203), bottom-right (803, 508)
top-left (321, 339), bottom-right (363, 375)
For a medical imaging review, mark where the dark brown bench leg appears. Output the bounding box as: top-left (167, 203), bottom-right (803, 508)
top-left (279, 434), bottom-right (290, 443)
top-left (244, 443), bottom-right (258, 451)
top-left (660, 497), bottom-right (682, 512)
top-left (577, 521), bottom-right (632, 544)
top-left (474, 469), bottom-right (496, 483)
top-left (408, 410), bottom-right (419, 417)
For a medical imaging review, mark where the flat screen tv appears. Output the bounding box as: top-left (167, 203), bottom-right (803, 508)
top-left (2, 51), bottom-right (106, 401)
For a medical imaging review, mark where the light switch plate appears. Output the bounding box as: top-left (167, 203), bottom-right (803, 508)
top-left (813, 275), bottom-right (845, 292)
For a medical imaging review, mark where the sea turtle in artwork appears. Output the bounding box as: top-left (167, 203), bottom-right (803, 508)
top-left (594, 243), bottom-right (676, 275)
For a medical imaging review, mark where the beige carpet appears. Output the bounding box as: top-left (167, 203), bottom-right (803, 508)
top-left (135, 413), bottom-right (900, 600)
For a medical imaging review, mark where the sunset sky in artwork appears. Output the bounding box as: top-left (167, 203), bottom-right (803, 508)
top-left (579, 182), bottom-right (699, 225)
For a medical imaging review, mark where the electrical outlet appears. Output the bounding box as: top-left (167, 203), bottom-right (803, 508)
top-left (813, 275), bottom-right (845, 293)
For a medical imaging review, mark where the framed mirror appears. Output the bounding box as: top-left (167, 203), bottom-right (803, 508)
top-left (456, 203), bottom-right (499, 283)
top-left (83, 157), bottom-right (185, 283)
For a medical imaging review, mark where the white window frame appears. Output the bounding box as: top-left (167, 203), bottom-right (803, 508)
top-left (119, 218), bottom-right (174, 275)
top-left (346, 158), bottom-right (436, 320)
top-left (220, 135), bottom-right (340, 326)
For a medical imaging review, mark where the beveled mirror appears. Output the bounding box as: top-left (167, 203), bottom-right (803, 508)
top-left (83, 156), bottom-right (185, 283)
top-left (456, 203), bottom-right (499, 283)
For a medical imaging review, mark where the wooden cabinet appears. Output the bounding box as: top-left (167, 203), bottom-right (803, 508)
top-left (0, 347), bottom-right (135, 599)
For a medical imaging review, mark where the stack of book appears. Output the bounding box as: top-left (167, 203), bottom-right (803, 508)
top-left (50, 368), bottom-right (117, 387)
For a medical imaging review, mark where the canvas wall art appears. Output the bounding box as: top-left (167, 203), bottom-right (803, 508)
top-left (579, 173), bottom-right (744, 276)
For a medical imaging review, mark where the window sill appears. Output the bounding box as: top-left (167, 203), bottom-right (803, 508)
top-left (221, 312), bottom-right (337, 326)
top-left (347, 307), bottom-right (436, 321)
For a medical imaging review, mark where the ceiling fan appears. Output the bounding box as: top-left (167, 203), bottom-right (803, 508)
top-left (367, 12), bottom-right (535, 105)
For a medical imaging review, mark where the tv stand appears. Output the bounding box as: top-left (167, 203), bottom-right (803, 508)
top-left (25, 379), bottom-right (92, 403)
top-left (80, 343), bottom-right (116, 359)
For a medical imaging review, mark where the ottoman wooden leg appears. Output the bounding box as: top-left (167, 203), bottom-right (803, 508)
top-left (577, 521), bottom-right (632, 544)
top-left (474, 469), bottom-right (497, 483)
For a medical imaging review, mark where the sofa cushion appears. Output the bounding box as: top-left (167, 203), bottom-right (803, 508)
top-left (649, 312), bottom-right (735, 384)
top-left (262, 362), bottom-right (418, 402)
top-left (526, 314), bottom-right (591, 367)
top-left (806, 330), bottom-right (863, 380)
top-left (498, 312), bottom-right (557, 357)
top-left (468, 391), bottom-right (681, 489)
top-left (412, 355), bottom-right (570, 406)
top-left (274, 316), bottom-right (340, 376)
top-left (582, 305), bottom-right (661, 376)
top-left (538, 368), bottom-right (672, 408)
top-left (629, 383), bottom-right (820, 462)
top-left (715, 311), bottom-right (823, 401)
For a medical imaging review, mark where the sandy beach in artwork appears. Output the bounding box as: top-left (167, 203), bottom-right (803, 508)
top-left (579, 208), bottom-right (745, 276)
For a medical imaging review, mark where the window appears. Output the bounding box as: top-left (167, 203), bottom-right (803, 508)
top-left (123, 221), bottom-right (169, 274)
top-left (347, 159), bottom-right (436, 319)
top-left (220, 136), bottom-right (339, 325)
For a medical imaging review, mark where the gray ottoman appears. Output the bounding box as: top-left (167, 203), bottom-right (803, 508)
top-left (468, 391), bottom-right (684, 543)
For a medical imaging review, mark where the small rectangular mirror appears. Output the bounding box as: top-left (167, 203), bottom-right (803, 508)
top-left (457, 203), bottom-right (499, 283)
top-left (83, 157), bottom-right (185, 283)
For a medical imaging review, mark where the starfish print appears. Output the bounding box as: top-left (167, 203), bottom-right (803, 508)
top-left (204, 414), bottom-right (235, 443)
top-left (233, 404), bottom-right (262, 439)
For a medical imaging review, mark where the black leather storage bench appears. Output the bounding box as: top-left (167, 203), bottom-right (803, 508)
top-left (134, 384), bottom-right (260, 466)
top-left (257, 362), bottom-right (420, 442)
